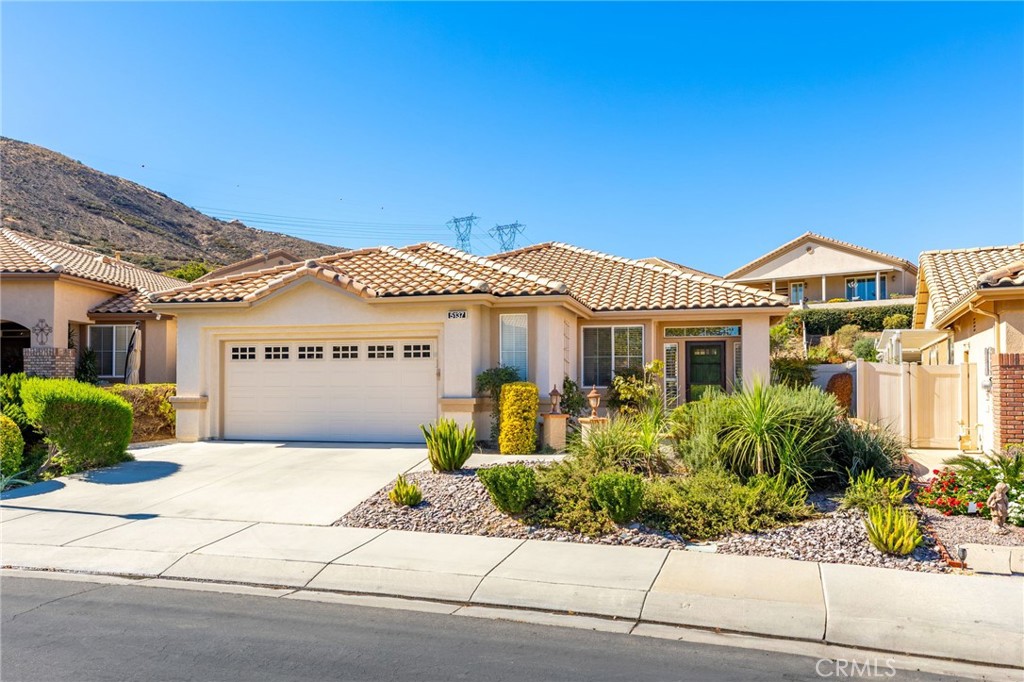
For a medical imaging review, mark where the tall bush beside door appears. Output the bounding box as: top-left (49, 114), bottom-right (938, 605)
top-left (0, 413), bottom-right (24, 477)
top-left (499, 382), bottom-right (539, 455)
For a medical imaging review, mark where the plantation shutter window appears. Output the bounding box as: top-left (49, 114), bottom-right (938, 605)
top-left (582, 326), bottom-right (644, 387)
top-left (89, 324), bottom-right (133, 378)
top-left (499, 314), bottom-right (528, 380)
top-left (734, 341), bottom-right (743, 386)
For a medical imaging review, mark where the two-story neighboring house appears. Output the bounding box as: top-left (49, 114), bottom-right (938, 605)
top-left (724, 232), bottom-right (917, 306)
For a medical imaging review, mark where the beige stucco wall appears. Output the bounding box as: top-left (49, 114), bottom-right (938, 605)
top-left (950, 310), bottom-right (996, 452)
top-left (143, 317), bottom-right (177, 383)
top-left (1, 277), bottom-right (111, 348)
top-left (998, 299), bottom-right (1024, 354)
top-left (736, 241), bottom-right (912, 282)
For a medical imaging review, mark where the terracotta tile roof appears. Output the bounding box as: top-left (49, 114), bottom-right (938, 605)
top-left (725, 231), bottom-right (917, 280)
top-left (0, 228), bottom-right (183, 294)
top-left (489, 243), bottom-right (787, 311)
top-left (90, 291), bottom-right (155, 315)
top-left (196, 249), bottom-right (301, 282)
top-left (639, 256), bottom-right (718, 279)
top-left (919, 243), bottom-right (1024, 323)
top-left (150, 241), bottom-right (787, 311)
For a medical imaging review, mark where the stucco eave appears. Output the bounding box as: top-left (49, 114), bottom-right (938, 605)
top-left (932, 287), bottom-right (1024, 330)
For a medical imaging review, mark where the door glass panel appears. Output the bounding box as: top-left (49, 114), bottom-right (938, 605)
top-left (687, 343), bottom-right (724, 402)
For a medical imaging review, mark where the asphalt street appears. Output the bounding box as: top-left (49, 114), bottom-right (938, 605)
top-left (1, 576), bottom-right (961, 682)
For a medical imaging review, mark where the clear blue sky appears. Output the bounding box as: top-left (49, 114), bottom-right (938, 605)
top-left (3, 2), bottom-right (1022, 273)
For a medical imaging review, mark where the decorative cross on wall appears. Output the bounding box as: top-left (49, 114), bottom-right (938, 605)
top-left (32, 319), bottom-right (53, 345)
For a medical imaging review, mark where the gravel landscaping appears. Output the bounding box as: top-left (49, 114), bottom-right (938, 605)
top-left (336, 467), bottom-right (689, 550)
top-left (918, 506), bottom-right (1024, 550)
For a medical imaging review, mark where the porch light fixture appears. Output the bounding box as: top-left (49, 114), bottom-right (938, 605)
top-left (549, 385), bottom-right (562, 414)
top-left (587, 386), bottom-right (601, 418)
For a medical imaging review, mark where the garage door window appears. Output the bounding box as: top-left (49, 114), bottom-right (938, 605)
top-left (231, 346), bottom-right (256, 360)
top-left (403, 343), bottom-right (431, 358)
top-left (264, 346), bottom-right (290, 360)
top-left (298, 345), bottom-right (324, 360)
top-left (368, 344), bottom-right (395, 359)
top-left (333, 345), bottom-right (358, 359)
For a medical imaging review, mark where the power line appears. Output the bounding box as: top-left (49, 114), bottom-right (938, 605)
top-left (489, 221), bottom-right (526, 251)
top-left (446, 214), bottom-right (478, 253)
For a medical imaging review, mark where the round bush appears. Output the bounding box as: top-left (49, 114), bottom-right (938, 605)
top-left (882, 313), bottom-right (910, 330)
top-left (478, 464), bottom-right (536, 514)
top-left (590, 470), bottom-right (645, 524)
top-left (21, 378), bottom-right (134, 475)
top-left (0, 413), bottom-right (24, 477)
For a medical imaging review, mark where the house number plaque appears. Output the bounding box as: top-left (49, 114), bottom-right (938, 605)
top-left (447, 310), bottom-right (467, 319)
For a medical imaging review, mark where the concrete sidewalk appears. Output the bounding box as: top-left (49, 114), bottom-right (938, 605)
top-left (2, 519), bottom-right (1021, 668)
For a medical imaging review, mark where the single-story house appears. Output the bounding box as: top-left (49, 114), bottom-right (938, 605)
top-left (150, 242), bottom-right (789, 443)
top-left (0, 228), bottom-right (183, 382)
top-left (195, 249), bottom-right (300, 282)
top-left (725, 232), bottom-right (917, 305)
top-left (912, 242), bottom-right (1024, 452)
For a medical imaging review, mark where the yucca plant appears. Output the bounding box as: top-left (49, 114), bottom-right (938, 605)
top-left (864, 505), bottom-right (923, 556)
top-left (420, 418), bottom-right (476, 472)
top-left (388, 474), bottom-right (423, 507)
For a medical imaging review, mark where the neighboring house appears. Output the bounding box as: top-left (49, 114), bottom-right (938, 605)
top-left (0, 228), bottom-right (183, 382)
top-left (195, 249), bottom-right (300, 282)
top-left (910, 243), bottom-right (1024, 452)
top-left (150, 242), bottom-right (788, 443)
top-left (725, 232), bottom-right (917, 305)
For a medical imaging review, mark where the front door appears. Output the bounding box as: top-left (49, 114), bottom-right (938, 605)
top-left (685, 341), bottom-right (726, 402)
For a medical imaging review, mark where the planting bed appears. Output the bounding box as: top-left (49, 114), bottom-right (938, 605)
top-left (917, 505), bottom-right (1024, 550)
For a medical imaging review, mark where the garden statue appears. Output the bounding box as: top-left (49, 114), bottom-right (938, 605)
top-left (986, 482), bottom-right (1010, 534)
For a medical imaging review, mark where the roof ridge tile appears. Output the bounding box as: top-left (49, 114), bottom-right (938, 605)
top-left (419, 242), bottom-right (569, 294)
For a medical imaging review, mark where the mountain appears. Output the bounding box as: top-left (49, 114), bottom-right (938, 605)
top-left (0, 137), bottom-right (339, 271)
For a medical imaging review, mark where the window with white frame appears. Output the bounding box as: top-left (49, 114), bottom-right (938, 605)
top-left (499, 314), bottom-right (528, 380)
top-left (790, 282), bottom-right (806, 304)
top-left (89, 325), bottom-right (133, 378)
top-left (846, 276), bottom-right (886, 301)
top-left (582, 326), bottom-right (643, 387)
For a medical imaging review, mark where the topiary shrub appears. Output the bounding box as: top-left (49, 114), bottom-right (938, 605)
top-left (421, 418), bottom-right (475, 472)
top-left (20, 378), bottom-right (134, 476)
top-left (499, 382), bottom-right (539, 454)
top-left (477, 464), bottom-right (536, 514)
top-left (0, 413), bottom-right (24, 477)
top-left (105, 384), bottom-right (176, 442)
top-left (388, 474), bottom-right (423, 507)
top-left (852, 337), bottom-right (878, 361)
top-left (882, 313), bottom-right (910, 330)
top-left (825, 372), bottom-right (853, 414)
top-left (590, 470), bottom-right (645, 523)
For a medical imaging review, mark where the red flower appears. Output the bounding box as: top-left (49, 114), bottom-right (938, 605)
top-left (977, 502), bottom-right (985, 509)
top-left (933, 469), bottom-right (941, 475)
top-left (943, 511), bottom-right (952, 516)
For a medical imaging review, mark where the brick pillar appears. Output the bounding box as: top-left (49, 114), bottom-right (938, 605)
top-left (23, 347), bottom-right (77, 378)
top-left (993, 353), bottom-right (1024, 449)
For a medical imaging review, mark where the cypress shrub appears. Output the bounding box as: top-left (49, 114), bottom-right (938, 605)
top-left (498, 382), bottom-right (539, 455)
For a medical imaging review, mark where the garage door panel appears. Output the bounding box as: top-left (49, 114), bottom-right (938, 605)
top-left (223, 339), bottom-right (438, 442)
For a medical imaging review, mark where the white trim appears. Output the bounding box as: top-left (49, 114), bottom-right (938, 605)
top-left (579, 324), bottom-right (646, 388)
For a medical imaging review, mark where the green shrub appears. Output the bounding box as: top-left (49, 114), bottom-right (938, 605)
top-left (0, 413), bottom-right (24, 477)
top-left (0, 372), bottom-right (29, 430)
top-left (421, 418), bottom-right (476, 472)
top-left (571, 410), bottom-right (674, 476)
top-left (590, 470), bottom-right (645, 523)
top-left (388, 474), bottom-right (423, 506)
top-left (477, 464), bottom-right (536, 514)
top-left (21, 378), bottom-right (134, 476)
top-left (499, 382), bottom-right (539, 454)
top-left (476, 366), bottom-right (521, 445)
top-left (834, 324), bottom-right (862, 350)
top-left (528, 455), bottom-right (617, 536)
top-left (882, 313), bottom-right (910, 330)
top-left (105, 384), bottom-right (176, 442)
top-left (842, 470), bottom-right (911, 511)
top-left (75, 348), bottom-right (99, 384)
top-left (165, 261), bottom-right (213, 282)
top-left (864, 505), bottom-right (923, 555)
top-left (830, 420), bottom-right (904, 479)
top-left (607, 361), bottom-right (664, 417)
top-left (558, 376), bottom-right (588, 420)
top-left (670, 390), bottom-right (734, 472)
top-left (771, 356), bottom-right (815, 388)
top-left (852, 338), bottom-right (878, 361)
top-left (769, 323), bottom-right (794, 356)
top-left (790, 304), bottom-right (914, 334)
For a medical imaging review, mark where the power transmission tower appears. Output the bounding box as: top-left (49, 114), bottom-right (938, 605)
top-left (489, 221), bottom-right (525, 251)
top-left (446, 214), bottom-right (478, 252)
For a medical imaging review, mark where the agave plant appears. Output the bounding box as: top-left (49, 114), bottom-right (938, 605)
top-left (0, 470), bottom-right (32, 494)
top-left (388, 474), bottom-right (423, 507)
top-left (420, 418), bottom-right (476, 472)
top-left (864, 505), bottom-right (923, 556)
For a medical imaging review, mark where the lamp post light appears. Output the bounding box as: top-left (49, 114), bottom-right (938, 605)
top-left (549, 385), bottom-right (562, 415)
top-left (587, 386), bottom-right (601, 418)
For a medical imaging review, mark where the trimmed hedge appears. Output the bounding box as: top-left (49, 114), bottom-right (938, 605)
top-left (499, 382), bottom-right (539, 455)
top-left (790, 304), bottom-right (914, 334)
top-left (21, 378), bottom-right (134, 476)
top-left (0, 413), bottom-right (24, 477)
top-left (105, 383), bottom-right (176, 442)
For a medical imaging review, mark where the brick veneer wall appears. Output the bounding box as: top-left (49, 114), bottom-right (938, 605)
top-left (23, 347), bottom-right (77, 378)
top-left (993, 353), bottom-right (1024, 448)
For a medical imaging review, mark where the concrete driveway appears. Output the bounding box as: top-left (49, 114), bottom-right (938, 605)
top-left (0, 441), bottom-right (428, 527)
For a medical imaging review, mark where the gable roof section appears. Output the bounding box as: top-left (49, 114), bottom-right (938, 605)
top-left (725, 232), bottom-right (916, 280)
top-left (150, 241), bottom-right (787, 311)
top-left (639, 256), bottom-right (718, 279)
top-left (915, 243), bottom-right (1024, 327)
top-left (489, 243), bottom-right (787, 311)
top-left (196, 249), bottom-right (301, 282)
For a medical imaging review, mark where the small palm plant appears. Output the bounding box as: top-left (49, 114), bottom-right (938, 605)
top-left (388, 474), bottom-right (423, 507)
top-left (420, 418), bottom-right (476, 472)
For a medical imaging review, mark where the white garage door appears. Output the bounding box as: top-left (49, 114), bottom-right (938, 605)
top-left (223, 339), bottom-right (438, 442)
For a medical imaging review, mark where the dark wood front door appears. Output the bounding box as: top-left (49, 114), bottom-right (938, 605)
top-left (685, 341), bottom-right (726, 401)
